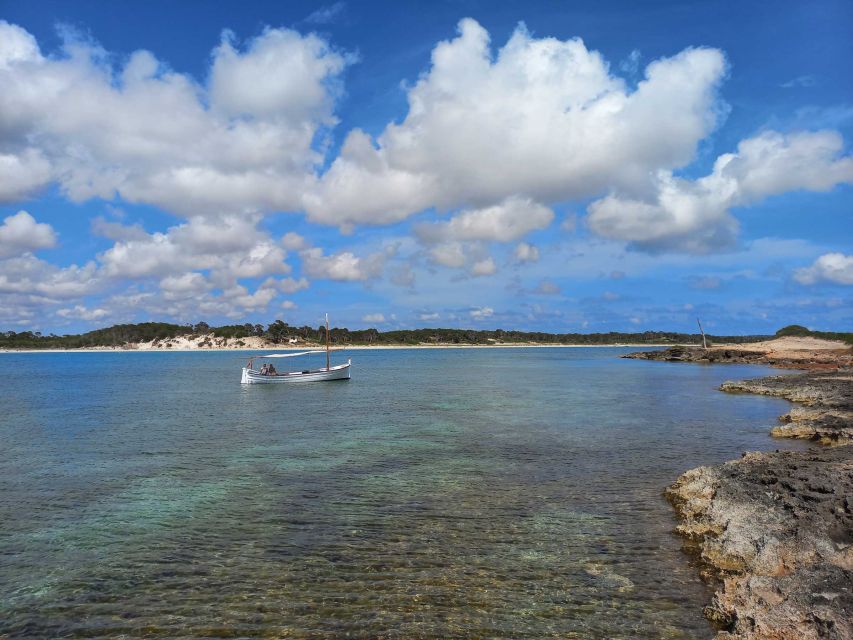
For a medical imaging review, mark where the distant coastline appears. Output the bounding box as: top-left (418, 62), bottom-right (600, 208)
top-left (3, 321), bottom-right (848, 353)
top-left (0, 342), bottom-right (680, 354)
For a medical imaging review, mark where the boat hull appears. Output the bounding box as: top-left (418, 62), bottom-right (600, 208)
top-left (241, 360), bottom-right (351, 384)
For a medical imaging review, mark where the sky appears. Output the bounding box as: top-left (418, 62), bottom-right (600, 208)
top-left (0, 0), bottom-right (851, 335)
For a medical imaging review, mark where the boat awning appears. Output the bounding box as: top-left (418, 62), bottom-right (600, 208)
top-left (256, 351), bottom-right (325, 359)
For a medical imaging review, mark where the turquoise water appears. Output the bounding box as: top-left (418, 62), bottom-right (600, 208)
top-left (0, 348), bottom-right (803, 638)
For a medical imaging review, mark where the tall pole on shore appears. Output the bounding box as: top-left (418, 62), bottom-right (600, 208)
top-left (697, 318), bottom-right (707, 349)
top-left (325, 313), bottom-right (331, 370)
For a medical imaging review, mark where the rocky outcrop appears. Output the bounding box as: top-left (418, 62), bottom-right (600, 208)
top-left (721, 372), bottom-right (853, 446)
top-left (623, 346), bottom-right (764, 363)
top-left (666, 447), bottom-right (853, 639)
top-left (626, 338), bottom-right (853, 638)
top-left (623, 346), bottom-right (850, 370)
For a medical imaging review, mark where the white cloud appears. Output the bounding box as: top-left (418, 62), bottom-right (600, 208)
top-left (305, 2), bottom-right (346, 25)
top-left (794, 253), bottom-right (853, 285)
top-left (0, 211), bottom-right (57, 258)
top-left (0, 254), bottom-right (99, 299)
top-left (0, 20), bottom-right (349, 216)
top-left (99, 215), bottom-right (289, 280)
top-left (282, 232), bottom-right (308, 250)
top-left (469, 306), bottom-right (494, 319)
top-left (429, 242), bottom-right (467, 268)
top-left (514, 242), bottom-right (539, 263)
top-left (160, 272), bottom-right (211, 296)
top-left (470, 256), bottom-right (497, 277)
top-left (415, 196), bottom-right (553, 243)
top-left (362, 313), bottom-right (385, 323)
top-left (300, 247), bottom-right (390, 281)
top-left (56, 305), bottom-right (109, 321)
top-left (221, 283), bottom-right (277, 310)
top-left (0, 150), bottom-right (52, 201)
top-left (419, 312), bottom-right (439, 321)
top-left (265, 276), bottom-right (310, 294)
top-left (588, 130), bottom-right (853, 253)
top-left (303, 19), bottom-right (727, 228)
top-left (209, 27), bottom-right (346, 123)
top-left (281, 300), bottom-right (298, 309)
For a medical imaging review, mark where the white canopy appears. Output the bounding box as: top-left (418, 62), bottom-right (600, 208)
top-left (256, 351), bottom-right (324, 359)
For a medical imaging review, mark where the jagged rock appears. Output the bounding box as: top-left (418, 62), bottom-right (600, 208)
top-left (667, 447), bottom-right (853, 640)
top-left (624, 341), bottom-right (852, 370)
top-left (721, 372), bottom-right (853, 445)
top-left (626, 338), bottom-right (853, 638)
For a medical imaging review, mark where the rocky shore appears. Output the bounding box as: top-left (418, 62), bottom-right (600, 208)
top-left (722, 371), bottom-right (853, 446)
top-left (628, 337), bottom-right (853, 639)
top-left (667, 446), bottom-right (852, 639)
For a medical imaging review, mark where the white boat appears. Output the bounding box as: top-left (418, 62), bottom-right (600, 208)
top-left (241, 314), bottom-right (351, 384)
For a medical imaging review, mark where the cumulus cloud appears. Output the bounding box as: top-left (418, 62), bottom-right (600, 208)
top-left (362, 313), bottom-right (385, 323)
top-left (588, 130), bottom-right (853, 253)
top-left (0, 254), bottom-right (99, 299)
top-left (56, 305), bottom-right (109, 321)
top-left (300, 246), bottom-right (390, 281)
top-left (0, 150), bottom-right (52, 201)
top-left (303, 18), bottom-right (727, 227)
top-left (429, 242), bottom-right (467, 268)
top-left (469, 306), bottom-right (494, 320)
top-left (0, 20), bottom-right (349, 216)
top-left (0, 210), bottom-right (57, 258)
top-left (470, 256), bottom-right (497, 277)
top-left (415, 196), bottom-right (553, 243)
top-left (98, 214), bottom-right (289, 281)
top-left (282, 232), bottom-right (308, 250)
top-left (159, 272), bottom-right (211, 296)
top-left (514, 242), bottom-right (540, 263)
top-left (265, 276), bottom-right (310, 294)
top-left (794, 253), bottom-right (853, 285)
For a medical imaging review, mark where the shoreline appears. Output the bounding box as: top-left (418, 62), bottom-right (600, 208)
top-left (0, 343), bottom-right (682, 354)
top-left (627, 341), bottom-right (852, 639)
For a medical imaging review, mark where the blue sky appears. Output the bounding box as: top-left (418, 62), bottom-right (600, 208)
top-left (0, 0), bottom-right (851, 334)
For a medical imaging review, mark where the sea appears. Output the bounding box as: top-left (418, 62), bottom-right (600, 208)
top-left (0, 347), bottom-right (806, 639)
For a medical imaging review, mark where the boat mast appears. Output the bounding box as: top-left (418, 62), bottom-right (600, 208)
top-left (325, 313), bottom-right (331, 370)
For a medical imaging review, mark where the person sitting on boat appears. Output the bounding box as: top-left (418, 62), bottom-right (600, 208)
top-left (268, 364), bottom-right (277, 375)
top-left (260, 363), bottom-right (269, 375)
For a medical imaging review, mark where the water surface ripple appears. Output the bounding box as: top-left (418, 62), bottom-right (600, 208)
top-left (0, 348), bottom-right (804, 638)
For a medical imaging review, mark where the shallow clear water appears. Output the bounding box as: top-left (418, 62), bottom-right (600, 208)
top-left (0, 348), bottom-right (805, 638)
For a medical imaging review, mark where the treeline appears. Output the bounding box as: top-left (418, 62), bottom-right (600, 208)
top-left (0, 320), bottom-right (783, 349)
top-left (775, 324), bottom-right (853, 345)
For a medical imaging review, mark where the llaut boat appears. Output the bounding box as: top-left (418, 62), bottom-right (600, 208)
top-left (240, 314), bottom-right (351, 384)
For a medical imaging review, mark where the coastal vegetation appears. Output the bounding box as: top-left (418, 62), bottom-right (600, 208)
top-left (0, 320), bottom-right (801, 350)
top-left (773, 324), bottom-right (853, 344)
